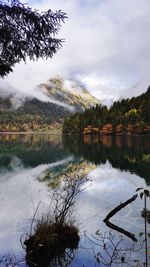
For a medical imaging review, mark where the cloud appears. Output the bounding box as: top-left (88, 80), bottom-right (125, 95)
top-left (1, 0), bottom-right (150, 104)
top-left (0, 80), bottom-right (75, 110)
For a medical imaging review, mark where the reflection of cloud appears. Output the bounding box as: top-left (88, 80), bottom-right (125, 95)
top-left (0, 156), bottom-right (73, 253)
top-left (10, 156), bottom-right (23, 171)
top-left (76, 162), bottom-right (148, 235)
top-left (0, 155), bottom-right (149, 259)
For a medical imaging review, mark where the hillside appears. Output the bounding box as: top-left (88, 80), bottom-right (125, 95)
top-left (0, 77), bottom-right (99, 132)
top-left (0, 97), bottom-right (69, 132)
top-left (63, 87), bottom-right (150, 135)
top-left (40, 77), bottom-right (99, 111)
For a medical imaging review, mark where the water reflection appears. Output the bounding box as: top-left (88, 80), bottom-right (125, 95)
top-left (0, 134), bottom-right (149, 184)
top-left (63, 135), bottom-right (150, 184)
top-left (0, 134), bottom-right (68, 169)
top-left (39, 159), bottom-right (95, 188)
top-left (24, 177), bottom-right (81, 267)
top-left (0, 134), bottom-right (149, 266)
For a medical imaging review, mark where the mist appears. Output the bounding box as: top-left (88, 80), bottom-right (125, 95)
top-left (1, 0), bottom-right (150, 104)
top-left (0, 80), bottom-right (75, 111)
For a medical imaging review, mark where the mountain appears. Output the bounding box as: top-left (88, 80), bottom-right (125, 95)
top-left (39, 77), bottom-right (99, 111)
top-left (0, 77), bottom-right (99, 132)
top-left (63, 87), bottom-right (150, 135)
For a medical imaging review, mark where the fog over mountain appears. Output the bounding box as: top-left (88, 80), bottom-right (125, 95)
top-left (1, 0), bottom-right (150, 104)
top-left (0, 80), bottom-right (74, 110)
top-left (0, 77), bottom-right (99, 111)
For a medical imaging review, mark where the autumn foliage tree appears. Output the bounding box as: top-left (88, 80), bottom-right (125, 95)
top-left (0, 0), bottom-right (67, 77)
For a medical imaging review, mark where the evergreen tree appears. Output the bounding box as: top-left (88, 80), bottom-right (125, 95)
top-left (0, 0), bottom-right (67, 77)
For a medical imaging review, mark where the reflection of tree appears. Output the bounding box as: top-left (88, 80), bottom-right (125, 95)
top-left (63, 135), bottom-right (150, 184)
top-left (0, 134), bottom-right (68, 168)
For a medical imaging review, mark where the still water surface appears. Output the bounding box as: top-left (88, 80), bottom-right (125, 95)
top-left (0, 134), bottom-right (149, 266)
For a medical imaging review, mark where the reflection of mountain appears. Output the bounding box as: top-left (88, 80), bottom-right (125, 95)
top-left (0, 134), bottom-right (69, 169)
top-left (39, 159), bottom-right (96, 188)
top-left (63, 135), bottom-right (150, 184)
top-left (0, 134), bottom-right (149, 184)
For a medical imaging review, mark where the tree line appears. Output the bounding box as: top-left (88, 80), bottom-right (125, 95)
top-left (63, 87), bottom-right (150, 135)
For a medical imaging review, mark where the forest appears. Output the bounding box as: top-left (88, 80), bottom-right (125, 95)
top-left (63, 87), bottom-right (150, 135)
top-left (0, 97), bottom-right (68, 132)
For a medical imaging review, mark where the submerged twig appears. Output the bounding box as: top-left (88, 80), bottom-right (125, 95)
top-left (104, 194), bottom-right (138, 242)
top-left (30, 201), bottom-right (41, 236)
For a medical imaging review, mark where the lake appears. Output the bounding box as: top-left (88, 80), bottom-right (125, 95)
top-left (0, 134), bottom-right (149, 266)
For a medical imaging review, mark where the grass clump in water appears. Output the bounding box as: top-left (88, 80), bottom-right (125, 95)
top-left (24, 177), bottom-right (83, 267)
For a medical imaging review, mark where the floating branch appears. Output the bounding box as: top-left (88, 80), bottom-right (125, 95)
top-left (104, 194), bottom-right (138, 242)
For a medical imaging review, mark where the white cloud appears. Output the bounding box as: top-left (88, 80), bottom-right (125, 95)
top-left (1, 0), bottom-right (150, 103)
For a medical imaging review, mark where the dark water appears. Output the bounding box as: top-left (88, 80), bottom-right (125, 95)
top-left (0, 134), bottom-right (149, 266)
top-left (63, 135), bottom-right (150, 184)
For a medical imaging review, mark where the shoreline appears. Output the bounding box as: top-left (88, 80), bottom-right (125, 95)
top-left (0, 131), bottom-right (149, 137)
top-left (0, 131), bottom-right (62, 135)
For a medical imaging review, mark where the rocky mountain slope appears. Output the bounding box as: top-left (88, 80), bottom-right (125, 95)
top-left (39, 77), bottom-right (99, 111)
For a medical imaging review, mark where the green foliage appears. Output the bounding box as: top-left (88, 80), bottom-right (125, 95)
top-left (63, 87), bottom-right (150, 134)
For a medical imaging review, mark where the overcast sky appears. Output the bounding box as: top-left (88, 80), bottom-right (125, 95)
top-left (1, 0), bottom-right (150, 105)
